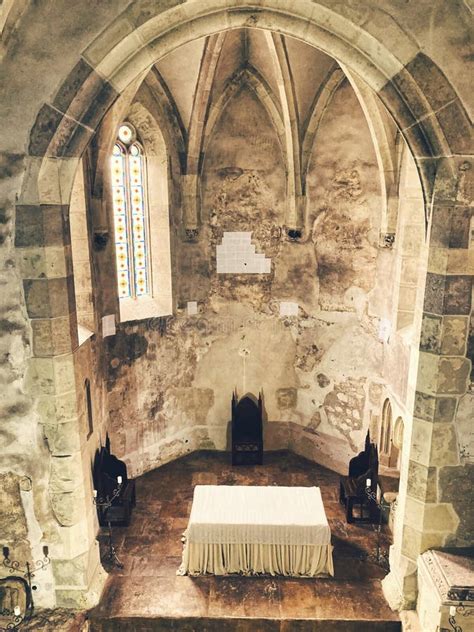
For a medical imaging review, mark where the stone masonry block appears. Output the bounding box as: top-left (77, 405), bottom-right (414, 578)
top-left (407, 461), bottom-right (438, 502)
top-left (440, 316), bottom-right (469, 355)
top-left (437, 357), bottom-right (470, 394)
top-left (430, 423), bottom-right (460, 467)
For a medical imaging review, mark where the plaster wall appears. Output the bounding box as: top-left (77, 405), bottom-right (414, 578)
top-left (104, 80), bottom-right (404, 477)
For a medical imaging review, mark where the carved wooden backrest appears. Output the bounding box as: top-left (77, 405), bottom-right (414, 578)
top-left (93, 435), bottom-right (128, 499)
top-left (231, 392), bottom-right (263, 443)
top-left (348, 431), bottom-right (371, 477)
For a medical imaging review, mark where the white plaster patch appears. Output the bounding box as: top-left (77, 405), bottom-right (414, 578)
top-left (102, 314), bottom-right (116, 337)
top-left (187, 301), bottom-right (198, 316)
top-left (279, 301), bottom-right (299, 317)
top-left (216, 232), bottom-right (271, 274)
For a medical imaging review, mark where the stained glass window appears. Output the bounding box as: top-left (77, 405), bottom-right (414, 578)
top-left (111, 124), bottom-right (150, 299)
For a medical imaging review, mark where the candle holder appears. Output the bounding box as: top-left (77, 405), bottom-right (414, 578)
top-left (93, 480), bottom-right (124, 569)
top-left (364, 484), bottom-right (389, 571)
top-left (1, 545), bottom-right (50, 630)
top-left (447, 613), bottom-right (462, 632)
top-left (439, 604), bottom-right (474, 632)
top-left (0, 607), bottom-right (23, 631)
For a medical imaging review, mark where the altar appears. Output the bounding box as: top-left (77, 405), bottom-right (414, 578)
top-left (178, 485), bottom-right (334, 577)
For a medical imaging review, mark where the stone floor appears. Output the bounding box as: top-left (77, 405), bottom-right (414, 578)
top-left (89, 451), bottom-right (401, 631)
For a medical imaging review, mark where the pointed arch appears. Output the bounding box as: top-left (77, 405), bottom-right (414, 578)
top-left (263, 31), bottom-right (303, 230)
top-left (202, 65), bottom-right (286, 163)
top-left (342, 65), bottom-right (404, 236)
top-left (184, 32), bottom-right (226, 229)
top-left (301, 65), bottom-right (345, 193)
top-left (144, 67), bottom-right (187, 171)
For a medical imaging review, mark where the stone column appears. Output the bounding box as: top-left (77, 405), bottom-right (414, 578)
top-left (15, 187), bottom-right (106, 606)
top-left (14, 58), bottom-right (119, 606)
top-left (383, 159), bottom-right (473, 609)
top-left (182, 174), bottom-right (200, 232)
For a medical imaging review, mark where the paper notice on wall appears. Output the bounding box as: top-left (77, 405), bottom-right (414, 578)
top-left (378, 318), bottom-right (391, 343)
top-left (187, 301), bottom-right (198, 316)
top-left (280, 302), bottom-right (299, 317)
top-left (102, 314), bottom-right (116, 337)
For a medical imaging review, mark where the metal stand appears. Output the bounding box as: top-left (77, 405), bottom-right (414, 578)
top-left (447, 614), bottom-right (462, 632)
top-left (0, 611), bottom-right (23, 631)
top-left (103, 520), bottom-right (123, 569)
top-left (93, 484), bottom-right (124, 569)
top-left (1, 546), bottom-right (50, 630)
top-left (439, 605), bottom-right (474, 632)
top-left (364, 487), bottom-right (390, 570)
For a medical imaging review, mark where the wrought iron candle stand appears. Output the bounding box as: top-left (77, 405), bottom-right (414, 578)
top-left (93, 481), bottom-right (124, 569)
top-left (364, 484), bottom-right (390, 571)
top-left (1, 545), bottom-right (50, 630)
top-left (0, 607), bottom-right (23, 632)
top-left (439, 604), bottom-right (474, 632)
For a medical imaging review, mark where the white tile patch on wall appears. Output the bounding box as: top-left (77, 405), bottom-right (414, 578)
top-left (187, 301), bottom-right (198, 316)
top-left (216, 232), bottom-right (271, 274)
top-left (279, 301), bottom-right (299, 317)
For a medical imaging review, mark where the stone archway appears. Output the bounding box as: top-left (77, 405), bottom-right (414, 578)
top-left (9, 0), bottom-right (472, 611)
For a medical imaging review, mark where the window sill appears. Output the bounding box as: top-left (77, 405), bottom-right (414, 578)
top-left (119, 295), bottom-right (172, 323)
top-left (77, 324), bottom-right (94, 347)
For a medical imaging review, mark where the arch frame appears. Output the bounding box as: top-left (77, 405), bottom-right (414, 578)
top-left (21, 1), bottom-right (470, 212)
top-left (10, 0), bottom-right (473, 612)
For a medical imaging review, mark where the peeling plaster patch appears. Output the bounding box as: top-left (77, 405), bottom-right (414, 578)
top-left (305, 410), bottom-right (322, 434)
top-left (316, 373), bottom-right (331, 388)
top-left (276, 388), bottom-right (297, 410)
top-left (323, 378), bottom-right (366, 451)
top-left (368, 382), bottom-right (383, 407)
top-left (332, 168), bottom-right (363, 199)
top-left (168, 387), bottom-right (215, 425)
top-left (295, 328), bottom-right (322, 372)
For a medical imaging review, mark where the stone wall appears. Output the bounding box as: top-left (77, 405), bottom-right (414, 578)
top-left (0, 0), bottom-right (471, 614)
top-left (104, 79), bottom-right (401, 477)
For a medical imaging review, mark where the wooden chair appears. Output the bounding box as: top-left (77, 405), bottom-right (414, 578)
top-left (339, 431), bottom-right (379, 523)
top-left (92, 435), bottom-right (136, 527)
top-left (231, 391), bottom-right (263, 465)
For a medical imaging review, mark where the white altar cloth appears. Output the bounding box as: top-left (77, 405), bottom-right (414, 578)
top-left (178, 485), bottom-right (334, 577)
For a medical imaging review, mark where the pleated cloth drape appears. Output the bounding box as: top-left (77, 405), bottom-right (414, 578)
top-left (178, 485), bottom-right (334, 577)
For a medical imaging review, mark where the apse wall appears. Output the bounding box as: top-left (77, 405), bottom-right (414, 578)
top-left (104, 78), bottom-right (403, 477)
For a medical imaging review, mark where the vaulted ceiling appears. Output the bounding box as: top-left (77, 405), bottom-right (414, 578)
top-left (152, 29), bottom-right (338, 140)
top-left (136, 28), bottom-right (399, 232)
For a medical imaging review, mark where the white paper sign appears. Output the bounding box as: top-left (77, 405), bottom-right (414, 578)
top-left (187, 301), bottom-right (198, 316)
top-left (102, 314), bottom-right (116, 337)
top-left (280, 301), bottom-right (299, 317)
top-left (378, 318), bottom-right (391, 343)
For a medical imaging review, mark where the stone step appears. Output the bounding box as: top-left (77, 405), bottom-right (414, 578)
top-left (89, 616), bottom-right (401, 632)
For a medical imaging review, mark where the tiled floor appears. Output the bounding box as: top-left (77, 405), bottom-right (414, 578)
top-left (89, 451), bottom-right (400, 631)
